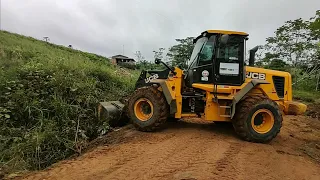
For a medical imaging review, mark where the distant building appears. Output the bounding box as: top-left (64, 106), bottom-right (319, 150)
top-left (110, 55), bottom-right (135, 65)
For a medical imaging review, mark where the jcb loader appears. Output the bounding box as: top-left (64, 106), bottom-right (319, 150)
top-left (99, 30), bottom-right (307, 143)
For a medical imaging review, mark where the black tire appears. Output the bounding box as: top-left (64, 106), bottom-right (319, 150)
top-left (128, 86), bottom-right (169, 131)
top-left (232, 95), bottom-right (283, 143)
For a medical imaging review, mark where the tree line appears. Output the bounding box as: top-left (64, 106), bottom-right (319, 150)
top-left (256, 10), bottom-right (319, 90)
top-left (134, 37), bottom-right (194, 70)
top-left (134, 10), bottom-right (319, 91)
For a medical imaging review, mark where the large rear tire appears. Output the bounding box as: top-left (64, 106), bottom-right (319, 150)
top-left (232, 95), bottom-right (283, 143)
top-left (128, 86), bottom-right (169, 131)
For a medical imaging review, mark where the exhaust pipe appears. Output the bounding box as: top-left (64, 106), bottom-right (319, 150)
top-left (98, 101), bottom-right (128, 127)
top-left (249, 46), bottom-right (259, 66)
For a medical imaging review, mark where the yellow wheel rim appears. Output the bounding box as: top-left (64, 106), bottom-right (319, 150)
top-left (134, 98), bottom-right (154, 121)
top-left (251, 109), bottom-right (275, 134)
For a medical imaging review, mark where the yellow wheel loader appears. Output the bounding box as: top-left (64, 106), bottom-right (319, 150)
top-left (99, 30), bottom-right (307, 143)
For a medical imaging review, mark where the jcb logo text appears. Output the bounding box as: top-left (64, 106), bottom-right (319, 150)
top-left (246, 72), bottom-right (266, 80)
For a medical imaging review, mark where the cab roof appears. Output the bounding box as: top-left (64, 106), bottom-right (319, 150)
top-left (205, 30), bottom-right (248, 36)
top-left (193, 30), bottom-right (249, 43)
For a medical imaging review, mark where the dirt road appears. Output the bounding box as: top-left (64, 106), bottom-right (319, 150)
top-left (22, 116), bottom-right (320, 180)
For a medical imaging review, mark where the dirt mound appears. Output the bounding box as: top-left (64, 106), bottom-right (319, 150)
top-left (19, 117), bottom-right (320, 180)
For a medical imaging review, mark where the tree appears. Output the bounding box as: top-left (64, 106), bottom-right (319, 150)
top-left (309, 10), bottom-right (320, 62)
top-left (167, 37), bottom-right (194, 69)
top-left (254, 47), bottom-right (288, 71)
top-left (317, 42), bottom-right (320, 60)
top-left (262, 11), bottom-right (320, 87)
top-left (260, 10), bottom-right (320, 89)
top-left (309, 10), bottom-right (320, 40)
top-left (266, 59), bottom-right (288, 71)
top-left (134, 51), bottom-right (148, 69)
top-left (255, 47), bottom-right (278, 67)
top-left (134, 51), bottom-right (145, 62)
top-left (265, 18), bottom-right (315, 67)
top-left (135, 50), bottom-right (162, 70)
top-left (153, 48), bottom-right (165, 60)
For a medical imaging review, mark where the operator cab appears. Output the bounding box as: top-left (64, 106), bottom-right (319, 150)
top-left (186, 30), bottom-right (248, 86)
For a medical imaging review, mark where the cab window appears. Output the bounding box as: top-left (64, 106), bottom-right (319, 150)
top-left (198, 36), bottom-right (215, 66)
top-left (217, 36), bottom-right (242, 63)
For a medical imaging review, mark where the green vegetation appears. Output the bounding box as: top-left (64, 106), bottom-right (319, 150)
top-left (134, 50), bottom-right (164, 70)
top-left (294, 90), bottom-right (320, 103)
top-left (136, 38), bottom-right (195, 70)
top-left (0, 30), bottom-right (138, 173)
top-left (167, 37), bottom-right (194, 68)
top-left (255, 10), bottom-right (320, 101)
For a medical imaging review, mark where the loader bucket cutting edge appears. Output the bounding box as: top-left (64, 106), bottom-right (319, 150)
top-left (98, 101), bottom-right (127, 127)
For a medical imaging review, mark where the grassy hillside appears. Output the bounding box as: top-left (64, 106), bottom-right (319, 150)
top-left (0, 30), bottom-right (139, 174)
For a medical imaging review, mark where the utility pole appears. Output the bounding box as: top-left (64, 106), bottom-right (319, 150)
top-left (43, 37), bottom-right (50, 42)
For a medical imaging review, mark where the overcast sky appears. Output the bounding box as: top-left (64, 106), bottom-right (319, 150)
top-left (1, 0), bottom-right (319, 60)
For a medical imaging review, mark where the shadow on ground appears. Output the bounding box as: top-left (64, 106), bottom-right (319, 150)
top-left (165, 119), bottom-right (237, 139)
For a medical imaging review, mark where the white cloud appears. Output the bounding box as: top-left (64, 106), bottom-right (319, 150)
top-left (1, 0), bottom-right (319, 61)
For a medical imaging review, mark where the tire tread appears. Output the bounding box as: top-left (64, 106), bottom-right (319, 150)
top-left (232, 94), bottom-right (283, 143)
top-left (128, 86), bottom-right (169, 131)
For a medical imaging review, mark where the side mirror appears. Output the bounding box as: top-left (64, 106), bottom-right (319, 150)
top-left (220, 34), bottom-right (229, 45)
top-left (155, 58), bottom-right (161, 64)
top-left (154, 58), bottom-right (176, 75)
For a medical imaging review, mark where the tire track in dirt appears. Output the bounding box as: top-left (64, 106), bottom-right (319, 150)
top-left (147, 130), bottom-right (230, 180)
top-left (152, 138), bottom-right (207, 179)
top-left (21, 117), bottom-right (320, 180)
top-left (168, 140), bottom-right (229, 180)
top-left (212, 142), bottom-right (242, 180)
top-left (23, 127), bottom-right (143, 180)
top-left (97, 133), bottom-right (190, 180)
top-left (102, 128), bottom-right (221, 180)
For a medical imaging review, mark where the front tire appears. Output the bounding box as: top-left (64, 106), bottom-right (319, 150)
top-left (232, 95), bottom-right (283, 143)
top-left (128, 86), bottom-right (169, 131)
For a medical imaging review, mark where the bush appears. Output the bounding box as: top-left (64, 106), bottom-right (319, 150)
top-left (118, 62), bottom-right (136, 70)
top-left (0, 30), bottom-right (138, 173)
top-left (135, 60), bottom-right (164, 70)
top-left (293, 90), bottom-right (320, 103)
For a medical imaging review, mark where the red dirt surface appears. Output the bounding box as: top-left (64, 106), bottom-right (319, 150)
top-left (20, 116), bottom-right (320, 180)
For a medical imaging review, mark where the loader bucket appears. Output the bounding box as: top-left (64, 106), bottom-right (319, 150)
top-left (98, 101), bottom-right (129, 127)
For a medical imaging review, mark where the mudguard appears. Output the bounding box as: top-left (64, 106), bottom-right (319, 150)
top-left (231, 79), bottom-right (270, 118)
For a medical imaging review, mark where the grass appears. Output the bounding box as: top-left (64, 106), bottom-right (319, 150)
top-left (0, 30), bottom-right (139, 174)
top-left (293, 90), bottom-right (320, 103)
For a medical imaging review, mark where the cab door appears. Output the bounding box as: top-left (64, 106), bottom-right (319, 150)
top-left (189, 35), bottom-right (216, 84)
top-left (213, 35), bottom-right (245, 86)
